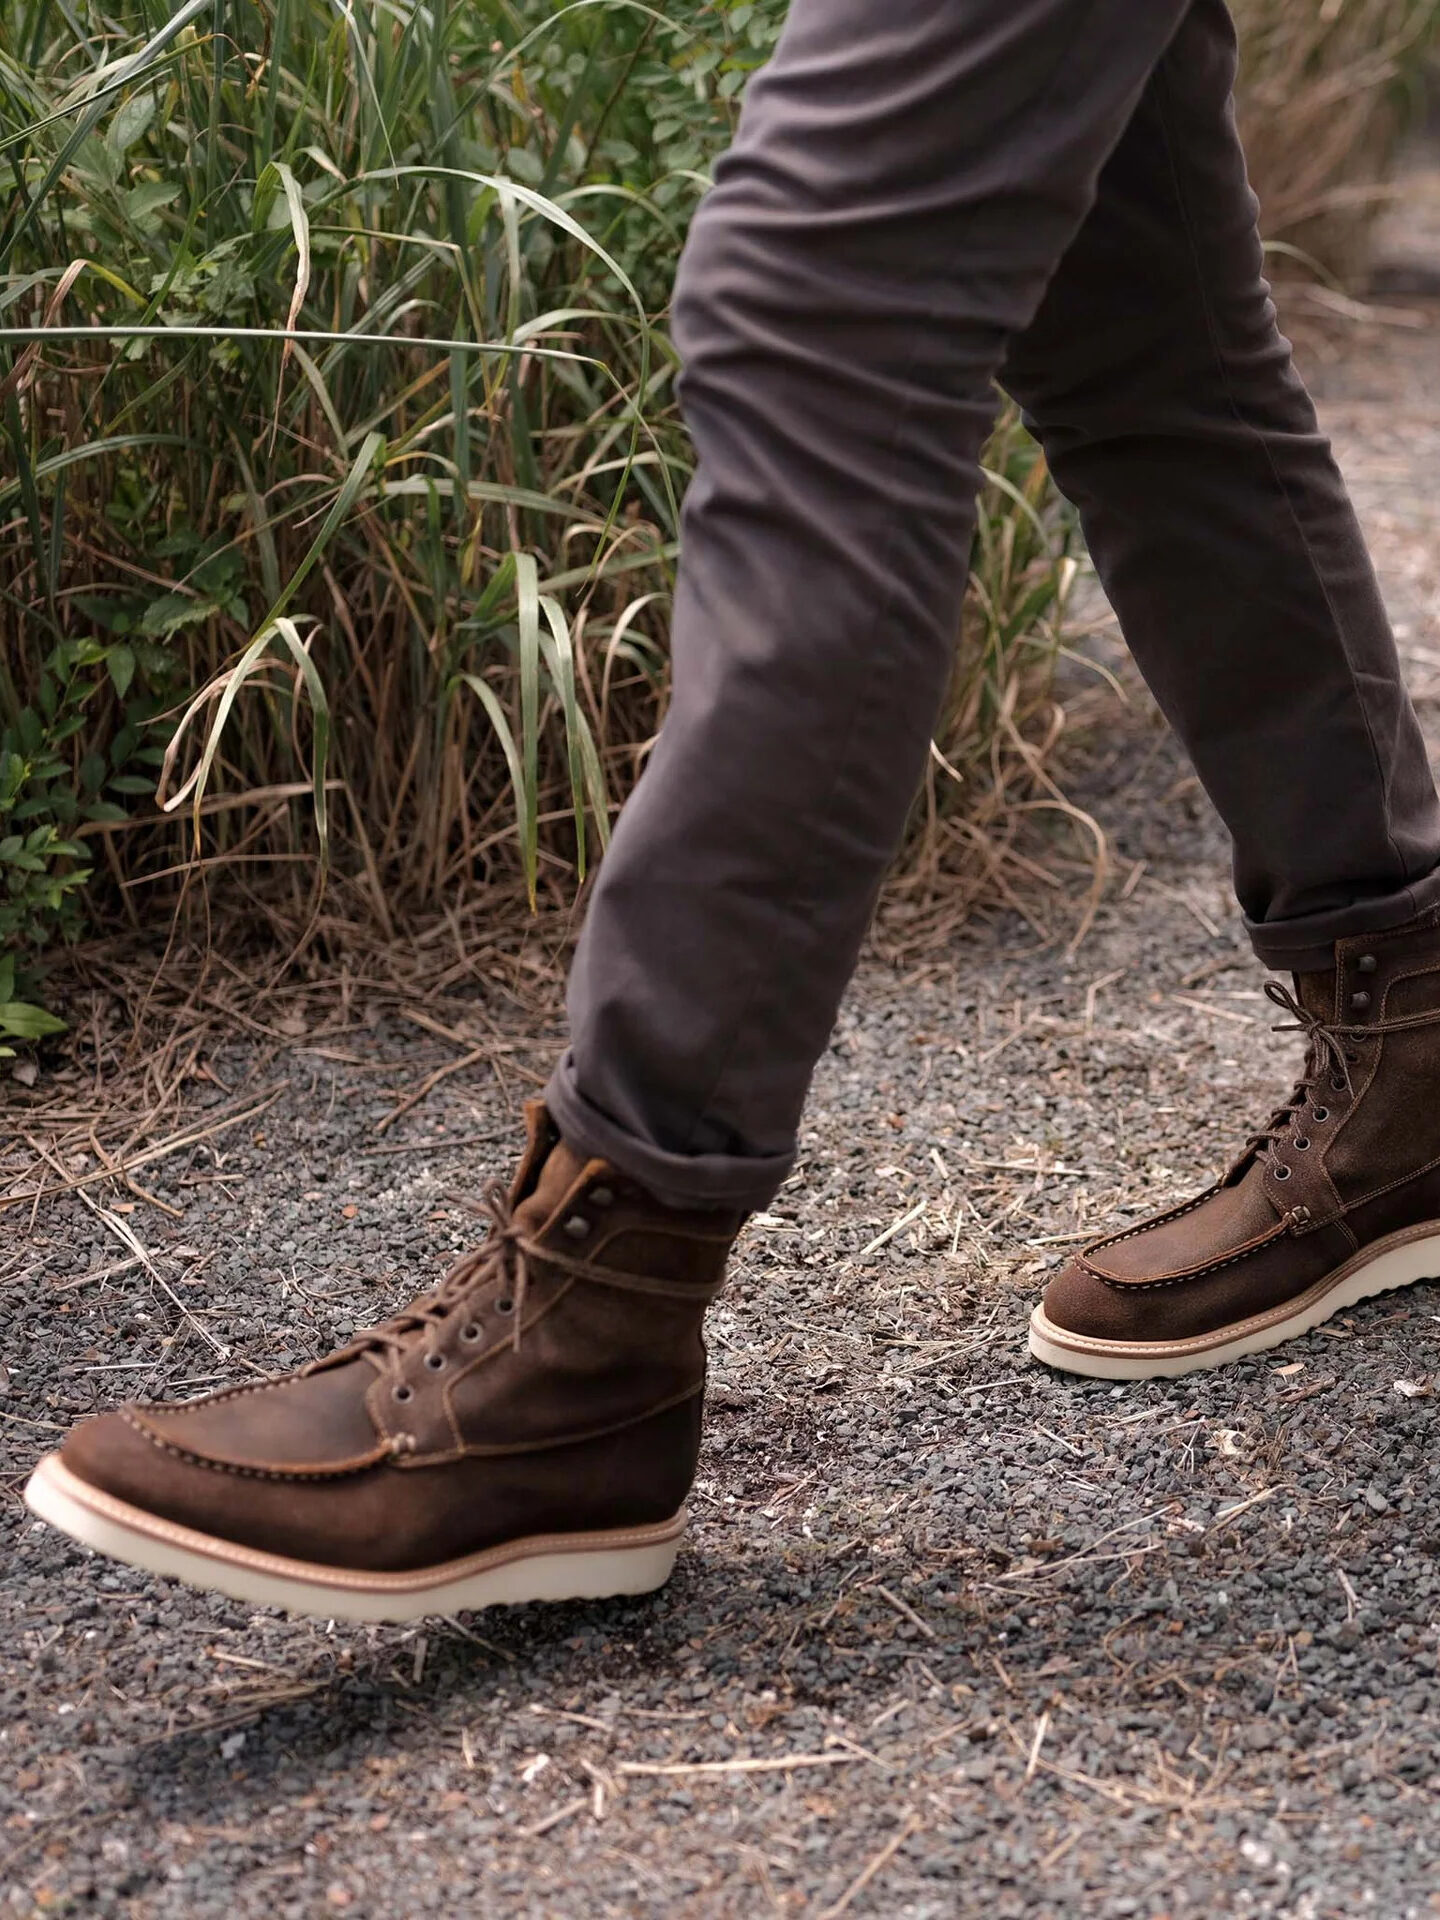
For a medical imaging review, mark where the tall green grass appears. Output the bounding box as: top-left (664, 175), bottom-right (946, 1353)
top-left (0, 0), bottom-right (1076, 1020)
top-left (3, 0), bottom-right (1428, 1033)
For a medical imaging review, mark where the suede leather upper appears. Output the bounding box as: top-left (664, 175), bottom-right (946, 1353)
top-left (60, 1104), bottom-right (743, 1572)
top-left (1042, 912), bottom-right (1440, 1348)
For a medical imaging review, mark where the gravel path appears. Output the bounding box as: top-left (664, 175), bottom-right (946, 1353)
top-left (7, 285), bottom-right (1440, 1918)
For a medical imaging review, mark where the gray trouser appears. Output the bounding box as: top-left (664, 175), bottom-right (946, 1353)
top-left (546, 0), bottom-right (1440, 1209)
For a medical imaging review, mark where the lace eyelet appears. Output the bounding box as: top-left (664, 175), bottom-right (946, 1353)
top-left (392, 1383), bottom-right (414, 1403)
top-left (562, 1213), bottom-right (592, 1240)
top-left (1312, 1108), bottom-right (1329, 1123)
top-left (589, 1186), bottom-right (615, 1207)
top-left (1273, 1165), bottom-right (1292, 1181)
top-left (424, 1352), bottom-right (446, 1371)
top-left (461, 1323), bottom-right (482, 1343)
top-left (496, 1296), bottom-right (515, 1315)
top-left (1331, 1077), bottom-right (1346, 1092)
top-left (1294, 1137), bottom-right (1310, 1151)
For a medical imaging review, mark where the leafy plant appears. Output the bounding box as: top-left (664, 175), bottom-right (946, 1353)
top-left (3, 0), bottom-right (774, 932)
top-left (0, 632), bottom-right (180, 1044)
top-left (0, 652), bottom-right (91, 1051)
top-left (3, 0), bottom-right (1420, 1021)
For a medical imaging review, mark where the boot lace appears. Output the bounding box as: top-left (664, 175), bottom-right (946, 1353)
top-left (1244, 978), bottom-right (1440, 1176)
top-left (315, 1182), bottom-right (532, 1382)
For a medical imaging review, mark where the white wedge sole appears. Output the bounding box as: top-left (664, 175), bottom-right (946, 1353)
top-left (23, 1454), bottom-right (686, 1623)
top-left (1028, 1218), bottom-right (1440, 1380)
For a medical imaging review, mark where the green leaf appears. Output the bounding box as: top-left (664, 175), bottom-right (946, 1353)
top-left (456, 672), bottom-right (531, 891)
top-left (124, 180), bottom-right (182, 226)
top-left (107, 88), bottom-right (159, 159)
top-left (140, 592), bottom-right (214, 637)
top-left (265, 617), bottom-right (332, 859)
top-left (513, 553), bottom-right (543, 908)
top-left (535, 588), bottom-right (610, 877)
top-left (107, 644), bottom-right (137, 700)
top-left (0, 1001), bottom-right (68, 1040)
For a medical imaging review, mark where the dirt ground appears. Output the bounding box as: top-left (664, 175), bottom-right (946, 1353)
top-left (6, 209), bottom-right (1440, 1919)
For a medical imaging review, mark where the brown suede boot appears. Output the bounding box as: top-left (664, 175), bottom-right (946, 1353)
top-left (1031, 912), bottom-right (1440, 1379)
top-left (25, 1103), bottom-right (743, 1621)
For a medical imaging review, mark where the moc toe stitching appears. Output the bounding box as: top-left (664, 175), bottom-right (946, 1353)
top-left (1079, 1183), bottom-right (1223, 1258)
top-left (141, 1375), bottom-right (312, 1415)
top-left (1083, 1233), bottom-right (1285, 1294)
top-left (121, 1407), bottom-right (390, 1482)
top-left (136, 1361), bottom-right (382, 1419)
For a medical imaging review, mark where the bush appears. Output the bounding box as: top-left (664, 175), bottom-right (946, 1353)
top-left (8, 0), bottom-right (1424, 1020)
top-left (1, 0), bottom-right (1075, 1012)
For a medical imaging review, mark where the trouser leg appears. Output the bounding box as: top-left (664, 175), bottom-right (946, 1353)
top-left (998, 0), bottom-right (1440, 974)
top-left (547, 0), bottom-right (1192, 1207)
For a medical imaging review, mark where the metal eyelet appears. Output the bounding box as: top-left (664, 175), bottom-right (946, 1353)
top-left (588, 1186), bottom-right (615, 1208)
top-left (1331, 1077), bottom-right (1346, 1092)
top-left (496, 1296), bottom-right (515, 1315)
top-left (1294, 1137), bottom-right (1310, 1151)
top-left (1312, 1107), bottom-right (1328, 1123)
top-left (461, 1323), bottom-right (482, 1343)
top-left (1273, 1165), bottom-right (1292, 1181)
top-left (562, 1214), bottom-right (592, 1239)
top-left (392, 1383), bottom-right (414, 1403)
top-left (424, 1352), bottom-right (446, 1371)
top-left (1357, 953), bottom-right (1378, 974)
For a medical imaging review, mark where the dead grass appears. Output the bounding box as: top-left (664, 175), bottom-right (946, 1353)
top-left (1236, 0), bottom-right (1440, 279)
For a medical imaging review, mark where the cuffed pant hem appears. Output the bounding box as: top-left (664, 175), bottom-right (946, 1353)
top-left (544, 1059), bottom-right (792, 1212)
top-left (1246, 868), bottom-right (1440, 973)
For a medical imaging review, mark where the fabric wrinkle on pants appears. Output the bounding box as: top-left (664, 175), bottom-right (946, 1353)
top-left (545, 0), bottom-right (1440, 1212)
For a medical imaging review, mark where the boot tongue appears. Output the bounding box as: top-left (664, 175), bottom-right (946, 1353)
top-left (511, 1138), bottom-right (593, 1235)
top-left (1295, 967), bottom-right (1337, 1024)
top-left (505, 1102), bottom-right (602, 1234)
